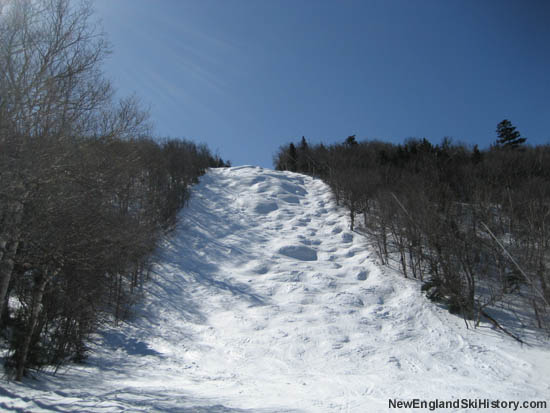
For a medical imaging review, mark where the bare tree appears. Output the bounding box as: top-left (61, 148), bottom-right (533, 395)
top-left (0, 0), bottom-right (151, 323)
top-left (273, 135), bottom-right (550, 336)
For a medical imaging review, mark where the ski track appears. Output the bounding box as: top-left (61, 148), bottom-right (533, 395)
top-left (1, 166), bottom-right (549, 412)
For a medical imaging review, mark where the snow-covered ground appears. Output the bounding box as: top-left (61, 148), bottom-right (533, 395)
top-left (1, 166), bottom-right (549, 412)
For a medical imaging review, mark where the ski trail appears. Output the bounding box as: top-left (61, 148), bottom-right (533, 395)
top-left (1, 166), bottom-right (549, 412)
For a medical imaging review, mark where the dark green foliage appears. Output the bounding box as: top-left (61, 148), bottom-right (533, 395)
top-left (345, 135), bottom-right (358, 147)
top-left (274, 142), bottom-right (298, 172)
top-left (288, 143), bottom-right (298, 172)
top-left (472, 144), bottom-right (483, 164)
top-left (496, 119), bottom-right (527, 149)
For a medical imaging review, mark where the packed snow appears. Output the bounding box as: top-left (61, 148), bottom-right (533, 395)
top-left (1, 166), bottom-right (549, 412)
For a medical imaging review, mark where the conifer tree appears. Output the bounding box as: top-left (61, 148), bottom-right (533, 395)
top-left (496, 119), bottom-right (527, 149)
top-left (298, 136), bottom-right (309, 172)
top-left (288, 143), bottom-right (298, 172)
top-left (345, 135), bottom-right (358, 147)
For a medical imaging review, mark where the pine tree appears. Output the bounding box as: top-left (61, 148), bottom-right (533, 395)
top-left (299, 136), bottom-right (308, 151)
top-left (345, 135), bottom-right (358, 147)
top-left (297, 136), bottom-right (309, 173)
top-left (288, 143), bottom-right (298, 172)
top-left (496, 119), bottom-right (527, 149)
top-left (472, 144), bottom-right (483, 164)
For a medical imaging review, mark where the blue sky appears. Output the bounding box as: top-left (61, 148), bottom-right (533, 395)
top-left (94, 0), bottom-right (550, 168)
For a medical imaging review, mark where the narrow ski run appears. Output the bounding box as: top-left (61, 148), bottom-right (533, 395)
top-left (2, 166), bottom-right (549, 412)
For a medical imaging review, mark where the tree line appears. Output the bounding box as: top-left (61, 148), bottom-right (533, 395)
top-left (0, 0), bottom-right (227, 380)
top-left (274, 126), bottom-right (550, 340)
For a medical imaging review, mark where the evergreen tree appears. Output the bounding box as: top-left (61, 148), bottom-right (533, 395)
top-left (496, 119), bottom-right (527, 149)
top-left (288, 143), bottom-right (298, 172)
top-left (299, 136), bottom-right (308, 151)
top-left (345, 135), bottom-right (358, 147)
top-left (297, 136), bottom-right (309, 172)
top-left (472, 144), bottom-right (482, 164)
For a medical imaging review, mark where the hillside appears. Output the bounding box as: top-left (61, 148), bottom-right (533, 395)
top-left (1, 166), bottom-right (549, 412)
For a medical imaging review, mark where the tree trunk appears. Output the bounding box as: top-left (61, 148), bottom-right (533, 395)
top-left (0, 238), bottom-right (19, 323)
top-left (0, 194), bottom-right (26, 326)
top-left (15, 269), bottom-right (56, 381)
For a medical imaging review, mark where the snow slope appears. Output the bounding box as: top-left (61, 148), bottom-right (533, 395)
top-left (1, 166), bottom-right (549, 412)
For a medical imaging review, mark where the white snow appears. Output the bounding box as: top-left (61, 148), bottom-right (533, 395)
top-left (278, 245), bottom-right (318, 261)
top-left (1, 166), bottom-right (549, 412)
